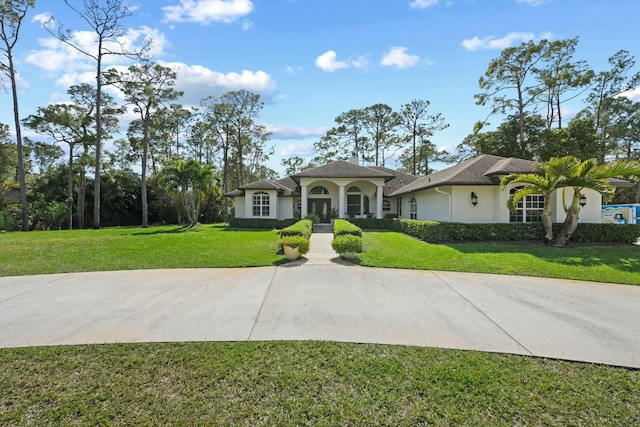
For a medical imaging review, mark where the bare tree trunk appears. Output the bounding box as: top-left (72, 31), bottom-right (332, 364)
top-left (541, 213), bottom-right (553, 244)
top-left (554, 211), bottom-right (579, 246)
top-left (77, 169), bottom-right (86, 228)
top-left (67, 145), bottom-right (74, 230)
top-left (7, 54), bottom-right (29, 230)
top-left (141, 120), bottom-right (150, 228)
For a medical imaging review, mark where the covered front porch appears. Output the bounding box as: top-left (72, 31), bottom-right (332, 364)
top-left (298, 178), bottom-right (387, 223)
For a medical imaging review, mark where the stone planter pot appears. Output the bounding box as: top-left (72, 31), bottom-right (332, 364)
top-left (283, 245), bottom-right (300, 260)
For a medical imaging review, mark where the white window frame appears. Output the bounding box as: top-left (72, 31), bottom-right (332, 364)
top-left (252, 192), bottom-right (270, 217)
top-left (409, 197), bottom-right (417, 220)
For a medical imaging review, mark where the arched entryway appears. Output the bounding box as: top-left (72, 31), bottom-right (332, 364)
top-left (309, 186), bottom-right (332, 223)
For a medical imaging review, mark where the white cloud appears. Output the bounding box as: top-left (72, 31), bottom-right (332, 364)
top-left (286, 65), bottom-right (303, 75)
top-left (279, 142), bottom-right (316, 157)
top-left (621, 87), bottom-right (640, 102)
top-left (31, 13), bottom-right (52, 25)
top-left (409, 0), bottom-right (439, 9)
top-left (380, 46), bottom-right (420, 69)
top-left (26, 26), bottom-right (169, 73)
top-left (160, 61), bottom-right (277, 105)
top-left (315, 50), bottom-right (350, 72)
top-left (461, 32), bottom-right (553, 50)
top-left (163, 0), bottom-right (254, 25)
top-left (266, 125), bottom-right (329, 141)
top-left (516, 0), bottom-right (551, 6)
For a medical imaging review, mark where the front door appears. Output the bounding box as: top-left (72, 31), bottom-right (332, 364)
top-left (309, 198), bottom-right (331, 223)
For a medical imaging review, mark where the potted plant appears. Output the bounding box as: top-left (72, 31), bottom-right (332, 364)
top-left (279, 235), bottom-right (310, 260)
top-left (331, 234), bottom-right (362, 259)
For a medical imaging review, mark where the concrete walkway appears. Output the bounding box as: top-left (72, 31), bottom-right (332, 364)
top-left (2, 232), bottom-right (640, 369)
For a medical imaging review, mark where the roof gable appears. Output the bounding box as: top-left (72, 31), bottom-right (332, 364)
top-left (390, 154), bottom-right (535, 196)
top-left (292, 160), bottom-right (394, 181)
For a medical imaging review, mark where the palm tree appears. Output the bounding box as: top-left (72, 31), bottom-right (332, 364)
top-left (502, 156), bottom-right (640, 246)
top-left (555, 158), bottom-right (640, 245)
top-left (501, 156), bottom-right (576, 243)
top-left (161, 159), bottom-right (216, 227)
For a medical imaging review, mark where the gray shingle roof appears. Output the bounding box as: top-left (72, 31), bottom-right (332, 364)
top-left (389, 154), bottom-right (535, 196)
top-left (369, 166), bottom-right (419, 196)
top-left (291, 160), bottom-right (394, 181)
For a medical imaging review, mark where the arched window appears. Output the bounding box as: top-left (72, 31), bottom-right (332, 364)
top-left (509, 186), bottom-right (543, 223)
top-left (252, 192), bottom-right (270, 217)
top-left (409, 197), bottom-right (417, 219)
top-left (310, 186), bottom-right (330, 195)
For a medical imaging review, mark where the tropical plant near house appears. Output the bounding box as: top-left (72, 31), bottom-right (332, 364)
top-left (501, 156), bottom-right (576, 243)
top-left (160, 159), bottom-right (218, 227)
top-left (555, 158), bottom-right (640, 245)
top-left (502, 156), bottom-right (640, 246)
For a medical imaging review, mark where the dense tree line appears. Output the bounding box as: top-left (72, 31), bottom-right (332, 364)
top-left (1, 1), bottom-right (639, 231)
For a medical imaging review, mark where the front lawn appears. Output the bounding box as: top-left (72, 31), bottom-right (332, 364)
top-left (1, 342), bottom-right (638, 426)
top-left (0, 224), bottom-right (283, 276)
top-left (359, 231), bottom-right (640, 285)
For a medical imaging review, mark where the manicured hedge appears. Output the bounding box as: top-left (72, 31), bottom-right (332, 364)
top-left (349, 218), bottom-right (395, 230)
top-left (569, 223), bottom-right (640, 243)
top-left (333, 219), bottom-right (363, 237)
top-left (229, 218), bottom-right (298, 229)
top-left (280, 220), bottom-right (313, 239)
top-left (391, 219), bottom-right (640, 243)
top-left (331, 234), bottom-right (363, 255)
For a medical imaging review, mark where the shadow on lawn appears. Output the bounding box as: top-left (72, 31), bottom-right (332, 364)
top-left (129, 225), bottom-right (205, 236)
top-left (444, 241), bottom-right (640, 273)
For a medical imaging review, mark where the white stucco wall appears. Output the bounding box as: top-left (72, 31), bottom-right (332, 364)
top-left (234, 197), bottom-right (245, 218)
top-left (278, 197), bottom-right (295, 219)
top-left (451, 186), bottom-right (499, 223)
top-left (549, 188), bottom-right (602, 223)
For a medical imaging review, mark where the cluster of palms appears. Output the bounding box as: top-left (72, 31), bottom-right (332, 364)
top-left (160, 159), bottom-right (220, 227)
top-left (502, 156), bottom-right (640, 246)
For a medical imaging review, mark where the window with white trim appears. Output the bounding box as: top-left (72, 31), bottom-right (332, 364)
top-left (409, 197), bottom-right (417, 219)
top-left (509, 186), bottom-right (543, 223)
top-left (382, 198), bottom-right (391, 211)
top-left (252, 192), bottom-right (270, 217)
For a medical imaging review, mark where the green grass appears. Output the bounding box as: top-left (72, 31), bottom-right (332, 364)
top-left (0, 224), bottom-right (284, 276)
top-left (1, 341), bottom-right (638, 426)
top-left (359, 231), bottom-right (640, 285)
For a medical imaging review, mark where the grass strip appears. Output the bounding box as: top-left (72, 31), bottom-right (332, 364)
top-left (1, 341), bottom-right (638, 426)
top-left (0, 225), bottom-right (283, 276)
top-left (359, 231), bottom-right (640, 285)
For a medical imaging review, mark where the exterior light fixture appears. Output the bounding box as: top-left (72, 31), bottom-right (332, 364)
top-left (579, 193), bottom-right (587, 207)
top-left (471, 191), bottom-right (478, 206)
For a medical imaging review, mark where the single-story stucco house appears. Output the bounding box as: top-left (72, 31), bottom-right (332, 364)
top-left (225, 154), bottom-right (608, 224)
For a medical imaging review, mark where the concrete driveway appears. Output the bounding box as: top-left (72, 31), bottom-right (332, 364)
top-left (2, 264), bottom-right (639, 368)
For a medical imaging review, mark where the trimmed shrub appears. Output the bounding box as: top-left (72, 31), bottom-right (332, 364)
top-left (349, 218), bottom-right (394, 230)
top-left (331, 234), bottom-right (363, 255)
top-left (278, 235), bottom-right (310, 255)
top-left (304, 213), bottom-right (320, 224)
top-left (333, 219), bottom-right (363, 237)
top-left (391, 219), bottom-right (640, 244)
top-left (229, 218), bottom-right (298, 229)
top-left (280, 219), bottom-right (313, 239)
top-left (569, 223), bottom-right (640, 243)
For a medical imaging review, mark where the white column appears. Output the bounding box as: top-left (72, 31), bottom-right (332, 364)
top-left (376, 185), bottom-right (384, 219)
top-left (301, 185), bottom-right (308, 217)
top-left (338, 185), bottom-right (345, 218)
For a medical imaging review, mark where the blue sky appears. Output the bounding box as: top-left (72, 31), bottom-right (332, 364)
top-left (2, 0), bottom-right (639, 175)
